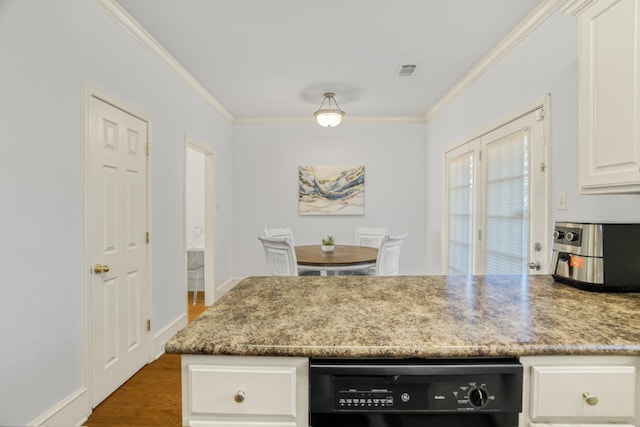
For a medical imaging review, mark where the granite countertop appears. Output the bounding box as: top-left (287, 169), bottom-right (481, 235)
top-left (165, 275), bottom-right (640, 358)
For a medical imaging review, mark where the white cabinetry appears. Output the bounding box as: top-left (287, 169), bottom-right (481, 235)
top-left (181, 355), bottom-right (308, 427)
top-left (520, 356), bottom-right (639, 427)
top-left (570, 0), bottom-right (640, 193)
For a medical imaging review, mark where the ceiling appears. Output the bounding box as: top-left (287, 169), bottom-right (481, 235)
top-left (115, 0), bottom-right (544, 122)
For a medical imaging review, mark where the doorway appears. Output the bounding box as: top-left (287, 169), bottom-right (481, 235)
top-left (444, 96), bottom-right (550, 275)
top-left (184, 137), bottom-right (216, 307)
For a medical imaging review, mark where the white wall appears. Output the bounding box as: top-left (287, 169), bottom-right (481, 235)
top-left (424, 11), bottom-right (640, 274)
top-left (0, 1), bottom-right (233, 425)
top-left (232, 122), bottom-right (426, 277)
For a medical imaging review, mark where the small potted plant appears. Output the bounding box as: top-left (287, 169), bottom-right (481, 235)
top-left (321, 235), bottom-right (335, 253)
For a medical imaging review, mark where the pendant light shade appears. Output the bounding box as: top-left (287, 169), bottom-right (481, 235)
top-left (314, 92), bottom-right (345, 127)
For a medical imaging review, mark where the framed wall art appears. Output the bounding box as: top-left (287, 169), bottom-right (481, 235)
top-left (298, 165), bottom-right (365, 216)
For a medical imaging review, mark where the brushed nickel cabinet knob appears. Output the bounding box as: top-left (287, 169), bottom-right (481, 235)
top-left (582, 392), bottom-right (598, 406)
top-left (234, 390), bottom-right (246, 403)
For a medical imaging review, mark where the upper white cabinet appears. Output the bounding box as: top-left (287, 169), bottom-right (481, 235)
top-left (568, 0), bottom-right (640, 193)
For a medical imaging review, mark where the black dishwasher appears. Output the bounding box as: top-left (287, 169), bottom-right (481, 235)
top-left (309, 358), bottom-right (522, 427)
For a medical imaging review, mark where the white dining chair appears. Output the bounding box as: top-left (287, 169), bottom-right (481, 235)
top-left (263, 227), bottom-right (319, 276)
top-left (263, 227), bottom-right (295, 245)
top-left (355, 227), bottom-right (388, 248)
top-left (257, 235), bottom-right (298, 276)
top-left (187, 250), bottom-right (205, 305)
top-left (375, 233), bottom-right (408, 276)
top-left (336, 227), bottom-right (388, 276)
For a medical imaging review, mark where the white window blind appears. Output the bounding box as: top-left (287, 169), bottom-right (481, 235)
top-left (483, 130), bottom-right (529, 274)
top-left (447, 149), bottom-right (474, 274)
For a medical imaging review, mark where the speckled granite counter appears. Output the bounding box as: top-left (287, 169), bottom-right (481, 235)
top-left (165, 275), bottom-right (640, 358)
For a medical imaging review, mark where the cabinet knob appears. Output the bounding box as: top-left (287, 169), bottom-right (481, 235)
top-left (582, 392), bottom-right (598, 406)
top-left (234, 390), bottom-right (246, 403)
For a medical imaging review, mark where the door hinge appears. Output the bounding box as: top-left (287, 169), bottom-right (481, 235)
top-left (146, 143), bottom-right (151, 156)
top-left (478, 150), bottom-right (482, 162)
top-left (146, 232), bottom-right (150, 244)
top-left (146, 319), bottom-right (151, 332)
top-left (478, 229), bottom-right (482, 241)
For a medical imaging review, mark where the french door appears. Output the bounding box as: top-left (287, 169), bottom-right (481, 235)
top-left (444, 103), bottom-right (549, 275)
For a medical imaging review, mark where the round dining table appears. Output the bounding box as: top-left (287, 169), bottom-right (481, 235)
top-left (295, 244), bottom-right (378, 276)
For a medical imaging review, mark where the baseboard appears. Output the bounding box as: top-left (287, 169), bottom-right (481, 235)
top-left (153, 278), bottom-right (241, 358)
top-left (29, 387), bottom-right (90, 427)
top-left (216, 277), bottom-right (242, 300)
top-left (153, 312), bottom-right (188, 359)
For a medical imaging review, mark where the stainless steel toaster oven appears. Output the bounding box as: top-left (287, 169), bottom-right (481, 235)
top-left (551, 222), bottom-right (640, 292)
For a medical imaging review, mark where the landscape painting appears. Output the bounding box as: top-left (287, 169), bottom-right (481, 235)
top-left (298, 165), bottom-right (365, 216)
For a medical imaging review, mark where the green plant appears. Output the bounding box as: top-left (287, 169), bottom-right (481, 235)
top-left (322, 235), bottom-right (334, 246)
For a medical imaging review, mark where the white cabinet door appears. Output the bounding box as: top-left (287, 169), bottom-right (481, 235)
top-left (578, 0), bottom-right (640, 193)
top-left (182, 355), bottom-right (308, 427)
top-left (530, 365), bottom-right (636, 421)
top-left (189, 365), bottom-right (297, 417)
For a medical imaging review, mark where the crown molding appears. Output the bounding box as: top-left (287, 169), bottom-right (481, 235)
top-left (234, 115), bottom-right (426, 125)
top-left (95, 0), bottom-right (565, 127)
top-left (92, 0), bottom-right (234, 123)
top-left (561, 0), bottom-right (598, 16)
top-left (423, 0), bottom-right (568, 121)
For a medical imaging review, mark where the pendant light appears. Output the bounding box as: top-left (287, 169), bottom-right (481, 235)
top-left (314, 92), bottom-right (345, 127)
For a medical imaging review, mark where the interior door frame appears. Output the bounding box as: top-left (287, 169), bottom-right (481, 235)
top-left (82, 83), bottom-right (153, 408)
top-left (184, 136), bottom-right (216, 306)
top-left (441, 94), bottom-right (551, 274)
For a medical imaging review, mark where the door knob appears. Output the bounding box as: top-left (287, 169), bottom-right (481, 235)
top-left (93, 264), bottom-right (110, 274)
top-left (527, 262), bottom-right (541, 271)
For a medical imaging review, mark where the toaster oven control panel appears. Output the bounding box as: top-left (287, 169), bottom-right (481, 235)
top-left (553, 225), bottom-right (582, 247)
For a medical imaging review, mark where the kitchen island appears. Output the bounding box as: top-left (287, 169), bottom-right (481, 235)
top-left (167, 275), bottom-right (640, 357)
top-left (167, 275), bottom-right (640, 426)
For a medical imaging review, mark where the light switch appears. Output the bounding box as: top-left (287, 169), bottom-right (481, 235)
top-left (557, 192), bottom-right (567, 210)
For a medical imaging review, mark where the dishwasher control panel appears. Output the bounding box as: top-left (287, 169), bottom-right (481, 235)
top-left (310, 358), bottom-right (523, 414)
top-left (333, 377), bottom-right (500, 411)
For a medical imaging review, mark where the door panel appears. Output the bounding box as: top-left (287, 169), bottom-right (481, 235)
top-left (88, 95), bottom-right (150, 406)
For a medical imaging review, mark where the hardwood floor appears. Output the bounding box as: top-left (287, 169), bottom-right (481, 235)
top-left (85, 292), bottom-right (206, 427)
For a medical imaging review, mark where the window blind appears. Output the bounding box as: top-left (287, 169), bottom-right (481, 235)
top-left (484, 130), bottom-right (529, 274)
top-left (447, 151), bottom-right (474, 274)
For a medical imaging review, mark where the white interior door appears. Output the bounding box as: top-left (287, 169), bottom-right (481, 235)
top-left (87, 95), bottom-right (151, 406)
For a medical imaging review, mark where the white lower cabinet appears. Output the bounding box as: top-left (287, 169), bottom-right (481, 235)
top-left (181, 355), bottom-right (309, 427)
top-left (520, 356), bottom-right (639, 427)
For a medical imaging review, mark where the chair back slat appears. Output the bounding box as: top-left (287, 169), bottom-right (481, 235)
top-left (375, 233), bottom-right (408, 276)
top-left (258, 235), bottom-right (298, 276)
top-left (355, 227), bottom-right (388, 248)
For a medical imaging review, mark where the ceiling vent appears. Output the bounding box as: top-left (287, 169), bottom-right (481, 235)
top-left (396, 63), bottom-right (419, 77)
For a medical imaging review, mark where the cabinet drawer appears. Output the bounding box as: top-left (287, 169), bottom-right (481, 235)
top-left (188, 364), bottom-right (297, 417)
top-left (530, 424), bottom-right (634, 427)
top-left (190, 422), bottom-right (295, 427)
top-left (530, 365), bottom-right (636, 420)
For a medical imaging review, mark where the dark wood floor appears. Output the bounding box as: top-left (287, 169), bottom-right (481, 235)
top-left (85, 292), bottom-right (206, 427)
